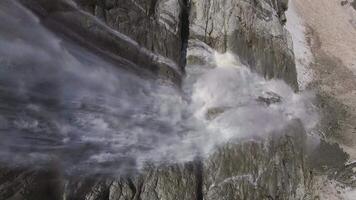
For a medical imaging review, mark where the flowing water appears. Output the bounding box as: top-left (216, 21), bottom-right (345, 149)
top-left (0, 0), bottom-right (317, 175)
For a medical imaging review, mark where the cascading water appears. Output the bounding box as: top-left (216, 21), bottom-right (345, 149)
top-left (0, 0), bottom-right (317, 175)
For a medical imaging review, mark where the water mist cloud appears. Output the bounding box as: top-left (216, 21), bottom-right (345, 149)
top-left (0, 0), bottom-right (318, 175)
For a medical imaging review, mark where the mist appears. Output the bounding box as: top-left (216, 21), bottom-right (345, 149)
top-left (0, 0), bottom-right (318, 176)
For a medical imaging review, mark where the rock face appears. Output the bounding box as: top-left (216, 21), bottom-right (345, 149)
top-left (0, 0), bottom-right (312, 199)
top-left (20, 0), bottom-right (189, 84)
top-left (189, 0), bottom-right (298, 90)
top-left (202, 121), bottom-right (309, 200)
top-left (75, 0), bottom-right (188, 70)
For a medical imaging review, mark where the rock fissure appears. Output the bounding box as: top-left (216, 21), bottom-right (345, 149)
top-left (195, 160), bottom-right (204, 200)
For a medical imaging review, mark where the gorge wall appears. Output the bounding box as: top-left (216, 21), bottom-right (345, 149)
top-left (0, 0), bottom-right (314, 200)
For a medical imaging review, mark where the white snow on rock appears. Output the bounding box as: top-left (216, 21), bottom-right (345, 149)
top-left (285, 0), bottom-right (314, 90)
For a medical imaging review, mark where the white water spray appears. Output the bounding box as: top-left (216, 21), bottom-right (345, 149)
top-left (0, 0), bottom-right (318, 175)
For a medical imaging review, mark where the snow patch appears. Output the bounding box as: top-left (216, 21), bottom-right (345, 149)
top-left (285, 0), bottom-right (314, 90)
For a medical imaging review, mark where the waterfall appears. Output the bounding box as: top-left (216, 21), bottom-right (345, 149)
top-left (0, 0), bottom-right (317, 175)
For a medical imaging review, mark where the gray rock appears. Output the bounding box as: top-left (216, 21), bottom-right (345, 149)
top-left (62, 164), bottom-right (200, 200)
top-left (257, 91), bottom-right (282, 106)
top-left (189, 0), bottom-right (298, 90)
top-left (203, 121), bottom-right (309, 200)
top-left (20, 0), bottom-right (188, 84)
top-left (75, 0), bottom-right (185, 66)
top-left (0, 167), bottom-right (63, 200)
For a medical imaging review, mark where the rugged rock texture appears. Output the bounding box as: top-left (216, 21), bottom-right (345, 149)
top-left (75, 0), bottom-right (188, 70)
top-left (20, 0), bottom-right (188, 84)
top-left (202, 121), bottom-right (309, 200)
top-left (188, 0), bottom-right (298, 90)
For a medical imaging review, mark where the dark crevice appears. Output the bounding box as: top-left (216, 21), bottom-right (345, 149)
top-left (194, 159), bottom-right (203, 200)
top-left (126, 178), bottom-right (137, 200)
top-left (133, 177), bottom-right (144, 200)
top-left (180, 0), bottom-right (191, 74)
top-left (148, 0), bottom-right (158, 17)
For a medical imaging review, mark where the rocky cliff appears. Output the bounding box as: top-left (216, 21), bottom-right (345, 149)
top-left (188, 0), bottom-right (298, 90)
top-left (0, 0), bottom-right (312, 199)
top-left (19, 0), bottom-right (189, 84)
